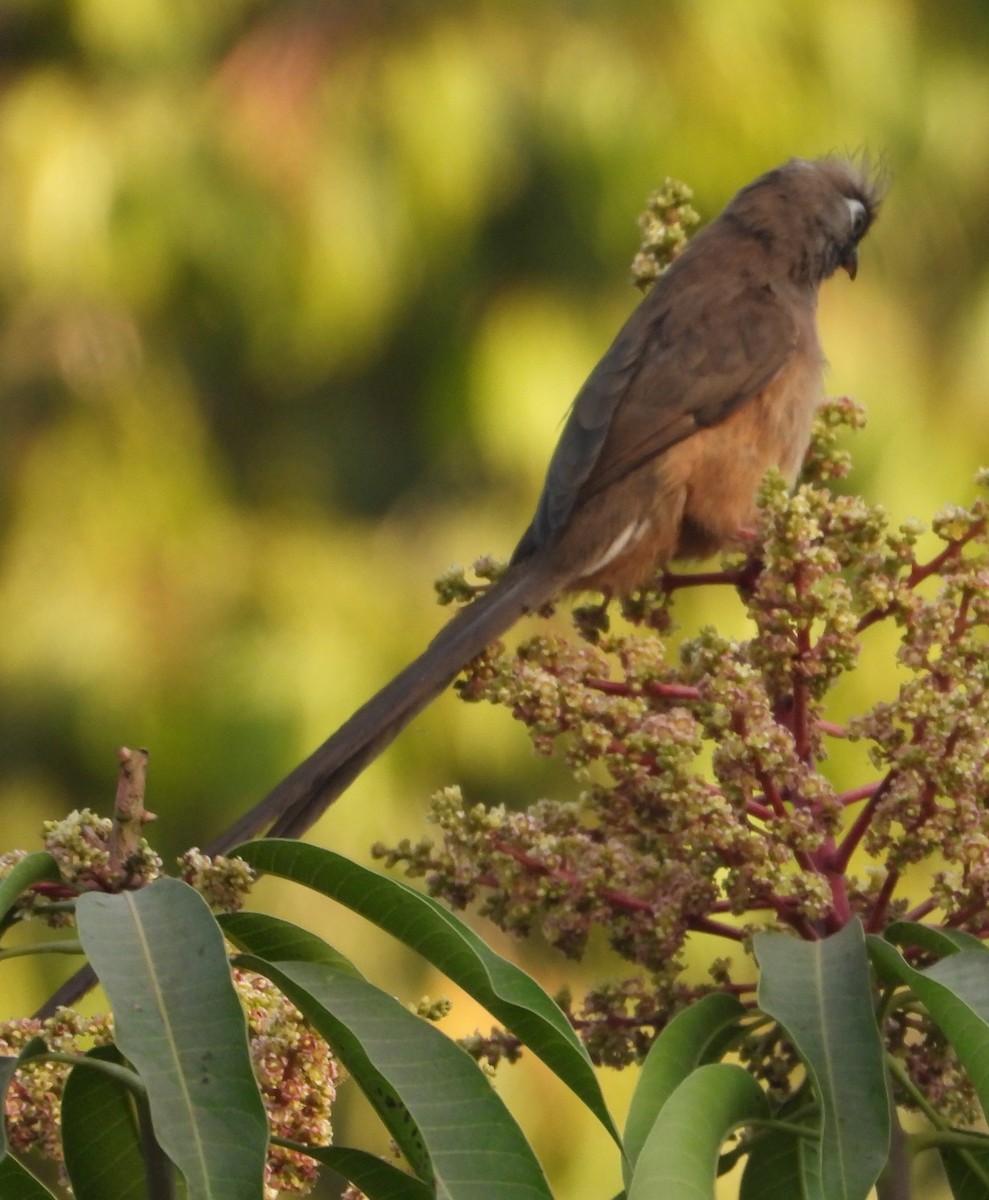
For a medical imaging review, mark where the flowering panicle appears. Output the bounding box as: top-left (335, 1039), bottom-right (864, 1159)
top-left (630, 178), bottom-right (700, 291)
top-left (236, 969), bottom-right (338, 1198)
top-left (0, 1010), bottom-right (114, 1164)
top-left (377, 397), bottom-right (989, 1123)
top-left (0, 969), bottom-right (338, 1198)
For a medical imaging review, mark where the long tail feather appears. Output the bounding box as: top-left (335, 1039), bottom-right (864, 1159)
top-left (34, 563), bottom-right (558, 1017)
top-left (204, 561), bottom-right (558, 854)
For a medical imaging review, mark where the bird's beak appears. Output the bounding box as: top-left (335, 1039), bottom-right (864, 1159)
top-left (841, 245), bottom-right (859, 280)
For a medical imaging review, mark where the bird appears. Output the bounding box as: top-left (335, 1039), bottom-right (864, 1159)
top-left (206, 154), bottom-right (882, 856)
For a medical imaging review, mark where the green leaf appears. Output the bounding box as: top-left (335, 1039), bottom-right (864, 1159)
top-left (232, 838), bottom-right (620, 1145)
top-left (288, 1144), bottom-right (433, 1200)
top-left (62, 1044), bottom-right (147, 1200)
top-left (0, 853), bottom-right (62, 933)
top-left (237, 954), bottom-right (553, 1200)
top-left (0, 1038), bottom-right (48, 1157)
top-left (885, 922), bottom-right (987, 957)
top-left (755, 920), bottom-right (889, 1200)
top-left (219, 910), bottom-right (362, 976)
top-left (0, 1155), bottom-right (58, 1198)
top-left (626, 1063), bottom-right (768, 1200)
top-left (800, 1135), bottom-right (825, 1200)
top-left (76, 878), bottom-right (269, 1200)
top-left (739, 1128), bottom-right (805, 1200)
top-left (869, 936), bottom-right (989, 1121)
top-left (623, 992), bottom-right (745, 1183)
top-left (940, 1141), bottom-right (989, 1200)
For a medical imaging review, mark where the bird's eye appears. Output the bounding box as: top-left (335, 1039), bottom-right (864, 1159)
top-left (845, 197), bottom-right (868, 238)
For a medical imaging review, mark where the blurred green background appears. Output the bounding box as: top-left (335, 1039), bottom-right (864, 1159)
top-left (2, 0), bottom-right (989, 1195)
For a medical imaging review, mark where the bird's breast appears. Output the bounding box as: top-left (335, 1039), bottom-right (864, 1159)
top-left (561, 322), bottom-right (824, 595)
top-left (671, 333), bottom-right (824, 559)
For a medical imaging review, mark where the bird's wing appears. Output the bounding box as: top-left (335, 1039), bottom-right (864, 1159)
top-left (515, 278), bottom-right (799, 555)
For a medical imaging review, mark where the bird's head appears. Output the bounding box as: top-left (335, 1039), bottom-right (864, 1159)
top-left (725, 154), bottom-right (886, 287)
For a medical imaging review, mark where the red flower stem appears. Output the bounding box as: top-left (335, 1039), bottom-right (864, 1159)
top-left (865, 867), bottom-right (901, 932)
top-left (856, 520), bottom-right (985, 633)
top-left (831, 775), bottom-right (894, 873)
top-left (644, 682), bottom-right (704, 702)
top-left (709, 899), bottom-right (780, 913)
top-left (953, 589), bottom-right (972, 639)
top-left (905, 897), bottom-right (940, 923)
top-left (838, 782), bottom-right (883, 807)
top-left (758, 771), bottom-right (789, 820)
top-left (756, 769), bottom-right (817, 874)
top-left (491, 840), bottom-right (677, 920)
top-left (584, 677), bottom-right (635, 696)
top-left (689, 914), bottom-right (747, 941)
top-left (791, 667), bottom-right (810, 764)
top-left (584, 678), bottom-right (702, 703)
top-left (776, 907), bottom-right (821, 940)
top-left (662, 567), bottom-right (752, 591)
top-left (821, 850), bottom-right (852, 929)
top-left (600, 888), bottom-right (654, 913)
top-left (31, 882), bottom-right (78, 901)
top-left (745, 799), bottom-right (774, 821)
top-left (791, 564), bottom-right (813, 766)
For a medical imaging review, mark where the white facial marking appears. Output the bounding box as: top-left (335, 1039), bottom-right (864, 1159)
top-left (845, 197), bottom-right (866, 226)
top-left (583, 518), bottom-right (650, 576)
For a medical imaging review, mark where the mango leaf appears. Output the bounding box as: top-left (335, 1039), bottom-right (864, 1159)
top-left (62, 1044), bottom-right (147, 1200)
top-left (739, 1127), bottom-right (805, 1200)
top-left (885, 922), bottom-right (987, 957)
top-left (869, 937), bottom-right (989, 1122)
top-left (286, 1144), bottom-right (432, 1200)
top-left (0, 1155), bottom-right (58, 1198)
top-left (232, 838), bottom-right (620, 1145)
top-left (76, 878), bottom-right (269, 1200)
top-left (237, 954), bottom-right (553, 1200)
top-left (219, 910), bottom-right (362, 976)
top-left (0, 853), bottom-right (62, 933)
top-left (622, 992), bottom-right (745, 1184)
top-left (755, 920), bottom-right (888, 1200)
top-left (626, 1063), bottom-right (768, 1200)
top-left (939, 1139), bottom-right (989, 1200)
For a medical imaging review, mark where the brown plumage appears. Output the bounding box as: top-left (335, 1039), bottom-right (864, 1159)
top-left (208, 155), bottom-right (883, 854)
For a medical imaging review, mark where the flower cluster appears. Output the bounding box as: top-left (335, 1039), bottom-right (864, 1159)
top-left (629, 178), bottom-right (700, 291)
top-left (0, 1009), bottom-right (114, 1163)
top-left (45, 806), bottom-right (162, 889)
top-left (883, 1006), bottom-right (978, 1126)
top-left (1, 819), bottom-right (333, 1196)
top-left (376, 397), bottom-right (989, 1123)
top-left (0, 809), bottom-right (166, 927)
top-left (179, 847), bottom-right (256, 912)
top-left (0, 976), bottom-right (339, 1197)
top-left (0, 813), bottom-right (259, 928)
top-left (235, 968), bottom-right (339, 1199)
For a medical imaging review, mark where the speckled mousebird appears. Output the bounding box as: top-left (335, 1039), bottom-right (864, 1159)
top-left (208, 154), bottom-right (883, 854)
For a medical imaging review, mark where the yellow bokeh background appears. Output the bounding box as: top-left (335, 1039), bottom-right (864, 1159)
top-left (2, 1), bottom-right (989, 1195)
